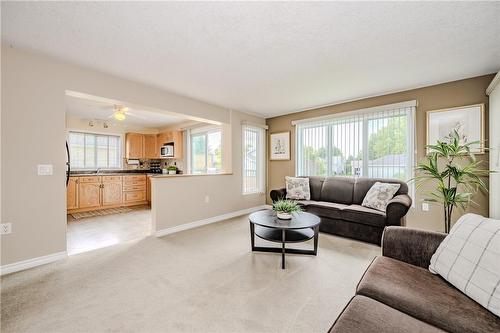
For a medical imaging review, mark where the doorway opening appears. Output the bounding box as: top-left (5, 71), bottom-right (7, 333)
top-left (64, 92), bottom-right (204, 255)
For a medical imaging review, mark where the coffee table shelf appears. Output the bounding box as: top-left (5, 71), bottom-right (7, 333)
top-left (254, 225), bottom-right (314, 243)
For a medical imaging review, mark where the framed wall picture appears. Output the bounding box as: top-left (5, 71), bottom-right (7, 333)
top-left (270, 131), bottom-right (290, 160)
top-left (426, 104), bottom-right (485, 153)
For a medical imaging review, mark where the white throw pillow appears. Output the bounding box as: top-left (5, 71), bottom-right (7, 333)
top-left (285, 176), bottom-right (310, 200)
top-left (361, 182), bottom-right (400, 212)
top-left (429, 214), bottom-right (500, 317)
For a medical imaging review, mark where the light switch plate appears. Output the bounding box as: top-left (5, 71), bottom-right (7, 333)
top-left (422, 202), bottom-right (430, 211)
top-left (1, 223), bottom-right (12, 235)
top-left (37, 164), bottom-right (53, 176)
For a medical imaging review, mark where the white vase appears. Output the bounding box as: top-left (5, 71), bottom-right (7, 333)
top-left (276, 212), bottom-right (292, 220)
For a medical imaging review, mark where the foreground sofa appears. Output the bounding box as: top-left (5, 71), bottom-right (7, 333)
top-left (270, 176), bottom-right (411, 244)
top-left (329, 227), bottom-right (500, 332)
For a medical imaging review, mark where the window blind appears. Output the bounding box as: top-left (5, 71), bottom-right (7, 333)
top-left (295, 102), bottom-right (416, 183)
top-left (68, 131), bottom-right (121, 170)
top-left (242, 124), bottom-right (265, 194)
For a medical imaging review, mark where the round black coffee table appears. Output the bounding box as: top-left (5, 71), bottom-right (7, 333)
top-left (249, 210), bottom-right (321, 269)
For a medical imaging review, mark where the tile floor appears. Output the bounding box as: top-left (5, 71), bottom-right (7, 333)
top-left (66, 205), bottom-right (151, 255)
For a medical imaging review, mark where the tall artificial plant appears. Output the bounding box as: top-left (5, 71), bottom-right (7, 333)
top-left (414, 130), bottom-right (490, 233)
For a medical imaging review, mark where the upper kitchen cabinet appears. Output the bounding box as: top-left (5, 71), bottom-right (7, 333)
top-left (125, 133), bottom-right (144, 159)
top-left (157, 130), bottom-right (183, 159)
top-left (143, 134), bottom-right (158, 159)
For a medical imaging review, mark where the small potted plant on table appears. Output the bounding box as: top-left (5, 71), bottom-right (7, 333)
top-left (272, 199), bottom-right (302, 220)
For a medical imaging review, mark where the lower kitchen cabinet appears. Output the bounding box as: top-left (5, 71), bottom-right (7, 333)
top-left (67, 174), bottom-right (147, 214)
top-left (78, 182), bottom-right (101, 209)
top-left (67, 177), bottom-right (79, 210)
top-left (122, 174), bottom-right (147, 205)
top-left (102, 180), bottom-right (123, 206)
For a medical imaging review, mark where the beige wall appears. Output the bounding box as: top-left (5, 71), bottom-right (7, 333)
top-left (152, 110), bottom-right (266, 231)
top-left (266, 75), bottom-right (494, 232)
top-left (0, 46), bottom-right (249, 266)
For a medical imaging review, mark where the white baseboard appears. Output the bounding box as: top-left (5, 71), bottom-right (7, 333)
top-left (1, 251), bottom-right (67, 276)
top-left (155, 205), bottom-right (270, 237)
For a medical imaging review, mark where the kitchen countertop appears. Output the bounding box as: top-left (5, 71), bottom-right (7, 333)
top-left (69, 171), bottom-right (232, 178)
top-left (69, 170), bottom-right (161, 177)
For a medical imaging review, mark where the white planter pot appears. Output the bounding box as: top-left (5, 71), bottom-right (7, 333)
top-left (276, 212), bottom-right (292, 220)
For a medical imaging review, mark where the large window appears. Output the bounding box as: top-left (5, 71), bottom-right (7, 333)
top-left (190, 127), bottom-right (222, 174)
top-left (68, 131), bottom-right (121, 170)
top-left (242, 124), bottom-right (265, 194)
top-left (295, 101), bottom-right (415, 182)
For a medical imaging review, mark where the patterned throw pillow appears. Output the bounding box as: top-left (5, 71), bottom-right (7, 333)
top-left (285, 176), bottom-right (310, 200)
top-left (361, 182), bottom-right (400, 212)
top-left (429, 214), bottom-right (500, 317)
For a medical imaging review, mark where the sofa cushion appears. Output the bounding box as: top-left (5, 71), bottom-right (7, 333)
top-left (429, 214), bottom-right (500, 317)
top-left (329, 295), bottom-right (445, 333)
top-left (343, 205), bottom-right (386, 227)
top-left (353, 177), bottom-right (408, 204)
top-left (320, 177), bottom-right (355, 205)
top-left (303, 201), bottom-right (348, 219)
top-left (357, 256), bottom-right (500, 333)
top-left (361, 182), bottom-right (401, 212)
top-left (285, 176), bottom-right (310, 200)
top-left (307, 176), bottom-right (326, 201)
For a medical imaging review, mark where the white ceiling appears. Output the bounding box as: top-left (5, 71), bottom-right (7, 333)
top-left (3, 2), bottom-right (500, 117)
top-left (65, 95), bottom-right (187, 129)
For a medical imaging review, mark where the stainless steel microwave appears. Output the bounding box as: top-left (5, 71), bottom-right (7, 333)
top-left (160, 143), bottom-right (174, 158)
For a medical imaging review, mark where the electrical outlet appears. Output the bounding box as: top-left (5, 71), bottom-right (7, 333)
top-left (1, 223), bottom-right (12, 235)
top-left (422, 202), bottom-right (430, 212)
top-left (205, 195), bottom-right (210, 203)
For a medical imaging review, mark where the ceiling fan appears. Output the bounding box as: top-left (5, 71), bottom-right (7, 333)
top-left (108, 105), bottom-right (147, 121)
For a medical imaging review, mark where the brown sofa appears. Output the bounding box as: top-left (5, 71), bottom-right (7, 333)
top-left (270, 176), bottom-right (411, 244)
top-left (329, 227), bottom-right (500, 333)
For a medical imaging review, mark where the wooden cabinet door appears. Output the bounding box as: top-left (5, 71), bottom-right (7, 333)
top-left (172, 131), bottom-right (184, 159)
top-left (78, 182), bottom-right (101, 209)
top-left (126, 133), bottom-right (144, 159)
top-left (123, 190), bottom-right (146, 204)
top-left (102, 181), bottom-right (123, 206)
top-left (67, 177), bottom-right (79, 210)
top-left (143, 134), bottom-right (157, 159)
top-left (157, 132), bottom-right (167, 147)
top-left (146, 176), bottom-right (152, 203)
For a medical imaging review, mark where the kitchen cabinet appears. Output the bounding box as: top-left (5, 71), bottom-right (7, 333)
top-left (67, 177), bottom-right (79, 210)
top-left (67, 174), bottom-right (148, 214)
top-left (122, 174), bottom-right (147, 205)
top-left (125, 133), bottom-right (144, 159)
top-left (143, 134), bottom-right (158, 159)
top-left (157, 130), bottom-right (184, 159)
top-left (101, 176), bottom-right (123, 206)
top-left (146, 175), bottom-right (152, 203)
top-left (78, 180), bottom-right (101, 210)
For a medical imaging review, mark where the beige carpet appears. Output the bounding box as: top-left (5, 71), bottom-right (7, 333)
top-left (1, 214), bottom-right (380, 333)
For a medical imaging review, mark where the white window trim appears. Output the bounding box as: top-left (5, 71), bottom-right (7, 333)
top-left (188, 125), bottom-right (223, 174)
top-left (242, 124), bottom-right (266, 195)
top-left (67, 130), bottom-right (123, 171)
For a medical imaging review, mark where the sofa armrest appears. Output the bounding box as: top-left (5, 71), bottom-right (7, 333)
top-left (270, 188), bottom-right (287, 202)
top-left (385, 194), bottom-right (412, 226)
top-left (381, 226), bottom-right (446, 269)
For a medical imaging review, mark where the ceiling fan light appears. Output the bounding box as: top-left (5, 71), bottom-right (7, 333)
top-left (114, 112), bottom-right (126, 121)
